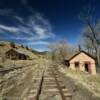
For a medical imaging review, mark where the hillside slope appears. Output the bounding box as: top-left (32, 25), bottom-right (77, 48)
top-left (0, 41), bottom-right (38, 59)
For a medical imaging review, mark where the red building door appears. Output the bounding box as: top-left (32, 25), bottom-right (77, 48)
top-left (84, 62), bottom-right (91, 73)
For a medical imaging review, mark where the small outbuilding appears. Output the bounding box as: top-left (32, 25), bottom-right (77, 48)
top-left (65, 51), bottom-right (96, 74)
top-left (5, 49), bottom-right (29, 60)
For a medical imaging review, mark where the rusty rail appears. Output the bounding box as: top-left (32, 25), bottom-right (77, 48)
top-left (52, 69), bottom-right (66, 100)
top-left (35, 69), bottom-right (45, 100)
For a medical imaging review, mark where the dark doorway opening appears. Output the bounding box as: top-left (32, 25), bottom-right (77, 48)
top-left (84, 63), bottom-right (89, 72)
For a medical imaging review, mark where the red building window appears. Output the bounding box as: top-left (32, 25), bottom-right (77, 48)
top-left (75, 62), bottom-right (79, 68)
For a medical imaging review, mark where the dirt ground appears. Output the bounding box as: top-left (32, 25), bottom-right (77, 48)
top-left (1, 60), bottom-right (100, 100)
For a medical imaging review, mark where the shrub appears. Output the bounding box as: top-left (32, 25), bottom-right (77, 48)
top-left (21, 45), bottom-right (24, 48)
top-left (26, 46), bottom-right (29, 50)
top-left (0, 65), bottom-right (4, 68)
top-left (10, 42), bottom-right (15, 48)
top-left (0, 43), bottom-right (5, 46)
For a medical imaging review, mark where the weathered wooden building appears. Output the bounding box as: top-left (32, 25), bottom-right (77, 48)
top-left (65, 51), bottom-right (96, 74)
top-left (5, 49), bottom-right (29, 60)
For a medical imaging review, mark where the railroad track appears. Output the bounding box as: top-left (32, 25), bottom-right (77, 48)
top-left (23, 66), bottom-right (45, 100)
top-left (24, 65), bottom-right (72, 100)
top-left (1, 64), bottom-right (44, 100)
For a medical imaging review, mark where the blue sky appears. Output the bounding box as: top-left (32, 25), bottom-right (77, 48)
top-left (0, 0), bottom-right (100, 51)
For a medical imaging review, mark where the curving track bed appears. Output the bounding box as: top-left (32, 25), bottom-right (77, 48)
top-left (1, 62), bottom-right (72, 100)
top-left (24, 65), bottom-right (72, 100)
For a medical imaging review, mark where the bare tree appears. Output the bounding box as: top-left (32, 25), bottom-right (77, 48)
top-left (79, 7), bottom-right (100, 66)
top-left (48, 40), bottom-right (77, 63)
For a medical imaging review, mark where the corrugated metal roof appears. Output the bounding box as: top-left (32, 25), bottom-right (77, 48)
top-left (13, 49), bottom-right (26, 54)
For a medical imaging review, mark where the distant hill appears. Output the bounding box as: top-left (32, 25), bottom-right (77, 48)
top-left (31, 49), bottom-right (48, 55)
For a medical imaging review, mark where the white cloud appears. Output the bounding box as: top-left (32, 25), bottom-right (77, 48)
top-left (26, 41), bottom-right (50, 46)
top-left (0, 25), bottom-right (19, 33)
top-left (0, 4), bottom-right (55, 50)
top-left (28, 14), bottom-right (55, 39)
top-left (15, 16), bottom-right (24, 24)
top-left (35, 13), bottom-right (51, 29)
top-left (34, 25), bottom-right (46, 36)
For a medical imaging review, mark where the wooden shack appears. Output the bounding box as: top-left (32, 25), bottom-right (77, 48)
top-left (66, 51), bottom-right (96, 74)
top-left (5, 49), bottom-right (29, 60)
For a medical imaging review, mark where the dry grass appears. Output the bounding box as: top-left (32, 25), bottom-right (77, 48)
top-left (0, 59), bottom-right (39, 99)
top-left (0, 60), bottom-right (36, 69)
top-left (62, 68), bottom-right (100, 97)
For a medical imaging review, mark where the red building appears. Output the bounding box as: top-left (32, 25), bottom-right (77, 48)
top-left (65, 51), bottom-right (96, 74)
